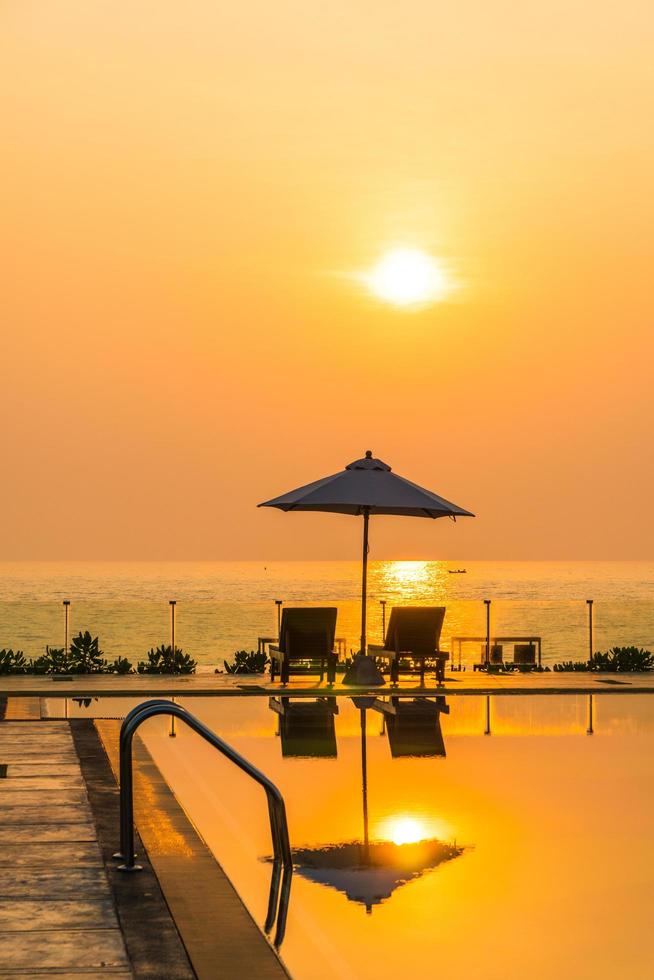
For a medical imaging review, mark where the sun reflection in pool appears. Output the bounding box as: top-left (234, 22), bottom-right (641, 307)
top-left (378, 812), bottom-right (454, 846)
top-left (379, 815), bottom-right (428, 846)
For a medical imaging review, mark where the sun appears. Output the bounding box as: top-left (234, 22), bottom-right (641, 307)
top-left (366, 248), bottom-right (450, 307)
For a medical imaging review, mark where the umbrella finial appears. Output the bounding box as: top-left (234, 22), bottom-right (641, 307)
top-left (365, 449), bottom-right (373, 458)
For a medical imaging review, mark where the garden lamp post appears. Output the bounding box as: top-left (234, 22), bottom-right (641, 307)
top-left (63, 600), bottom-right (70, 654)
top-left (484, 599), bottom-right (491, 666)
top-left (586, 599), bottom-right (593, 665)
top-left (169, 600), bottom-right (177, 738)
top-left (63, 600), bottom-right (70, 723)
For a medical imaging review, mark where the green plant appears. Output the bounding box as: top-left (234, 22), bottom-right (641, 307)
top-left (137, 645), bottom-right (196, 675)
top-left (591, 646), bottom-right (654, 672)
top-left (223, 650), bottom-right (269, 674)
top-left (30, 646), bottom-right (73, 674)
top-left (106, 656), bottom-right (135, 675)
top-left (68, 631), bottom-right (106, 673)
top-left (553, 647), bottom-right (654, 673)
top-left (0, 649), bottom-right (28, 675)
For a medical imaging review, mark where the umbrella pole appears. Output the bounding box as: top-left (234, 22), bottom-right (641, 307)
top-left (360, 508), bottom-right (370, 654)
top-left (342, 508), bottom-right (384, 685)
top-left (360, 707), bottom-right (369, 855)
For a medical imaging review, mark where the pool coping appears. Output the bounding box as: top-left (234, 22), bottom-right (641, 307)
top-left (70, 719), bottom-right (196, 979)
top-left (2, 672), bottom-right (654, 698)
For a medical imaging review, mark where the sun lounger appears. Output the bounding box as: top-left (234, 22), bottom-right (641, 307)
top-left (368, 606), bottom-right (448, 684)
top-left (269, 607), bottom-right (338, 684)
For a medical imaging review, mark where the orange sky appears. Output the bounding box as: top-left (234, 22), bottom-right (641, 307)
top-left (1, 1), bottom-right (653, 559)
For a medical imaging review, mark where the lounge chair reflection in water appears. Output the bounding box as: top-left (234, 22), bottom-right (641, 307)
top-left (372, 695), bottom-right (449, 757)
top-left (269, 696), bottom-right (339, 758)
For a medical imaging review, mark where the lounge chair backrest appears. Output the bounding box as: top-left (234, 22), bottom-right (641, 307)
top-left (483, 644), bottom-right (503, 664)
top-left (513, 643), bottom-right (536, 665)
top-left (385, 606), bottom-right (445, 656)
top-left (278, 607), bottom-right (337, 655)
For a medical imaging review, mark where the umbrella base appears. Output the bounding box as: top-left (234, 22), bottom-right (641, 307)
top-left (342, 653), bottom-right (386, 687)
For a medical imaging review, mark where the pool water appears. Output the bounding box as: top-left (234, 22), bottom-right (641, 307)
top-left (129, 696), bottom-right (653, 978)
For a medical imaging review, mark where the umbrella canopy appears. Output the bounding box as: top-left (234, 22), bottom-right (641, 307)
top-left (259, 451), bottom-right (474, 682)
top-left (259, 450), bottom-right (474, 519)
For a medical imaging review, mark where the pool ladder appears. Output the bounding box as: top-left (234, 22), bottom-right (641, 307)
top-left (113, 699), bottom-right (292, 947)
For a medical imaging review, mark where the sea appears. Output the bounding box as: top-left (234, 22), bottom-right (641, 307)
top-left (0, 560), bottom-right (652, 669)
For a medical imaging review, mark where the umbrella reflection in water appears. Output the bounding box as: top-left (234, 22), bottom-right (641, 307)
top-left (290, 697), bottom-right (463, 912)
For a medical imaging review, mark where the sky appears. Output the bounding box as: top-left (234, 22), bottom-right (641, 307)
top-left (1, 1), bottom-right (653, 560)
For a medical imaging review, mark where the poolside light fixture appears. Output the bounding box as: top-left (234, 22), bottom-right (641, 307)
top-left (259, 451), bottom-right (473, 685)
top-left (63, 599), bottom-right (70, 654)
top-left (169, 600), bottom-right (177, 738)
top-left (586, 599), bottom-right (594, 665)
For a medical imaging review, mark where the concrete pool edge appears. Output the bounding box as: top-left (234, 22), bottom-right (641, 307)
top-left (3, 672), bottom-right (654, 698)
top-left (93, 719), bottom-right (290, 980)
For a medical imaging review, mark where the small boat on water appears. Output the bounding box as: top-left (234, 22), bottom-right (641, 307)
top-left (448, 568), bottom-right (467, 574)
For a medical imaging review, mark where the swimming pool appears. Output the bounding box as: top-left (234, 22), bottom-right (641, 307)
top-left (120, 693), bottom-right (654, 979)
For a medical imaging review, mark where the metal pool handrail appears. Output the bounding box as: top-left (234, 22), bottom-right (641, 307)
top-left (114, 698), bottom-right (293, 945)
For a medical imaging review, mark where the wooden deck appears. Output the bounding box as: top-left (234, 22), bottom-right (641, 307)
top-left (0, 720), bottom-right (132, 978)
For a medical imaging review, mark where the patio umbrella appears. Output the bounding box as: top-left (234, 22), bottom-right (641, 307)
top-left (258, 450), bottom-right (474, 684)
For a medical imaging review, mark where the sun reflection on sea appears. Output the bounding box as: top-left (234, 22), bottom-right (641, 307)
top-left (375, 560), bottom-right (444, 600)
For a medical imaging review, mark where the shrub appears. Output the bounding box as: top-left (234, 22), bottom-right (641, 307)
top-left (30, 634), bottom-right (108, 675)
top-left (591, 646), bottom-right (654, 672)
top-left (223, 650), bottom-right (269, 674)
top-left (0, 649), bottom-right (28, 675)
top-left (30, 646), bottom-right (73, 675)
top-left (106, 656), bottom-right (135, 675)
top-left (137, 645), bottom-right (196, 675)
top-left (30, 634), bottom-right (118, 674)
top-left (553, 646), bottom-right (654, 673)
top-left (68, 631), bottom-right (106, 674)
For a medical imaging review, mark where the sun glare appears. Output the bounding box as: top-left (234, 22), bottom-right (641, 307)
top-left (366, 248), bottom-right (450, 306)
top-left (384, 816), bottom-right (428, 846)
